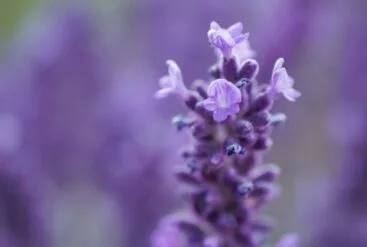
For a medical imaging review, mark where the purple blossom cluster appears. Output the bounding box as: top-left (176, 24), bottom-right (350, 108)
top-left (152, 21), bottom-right (300, 247)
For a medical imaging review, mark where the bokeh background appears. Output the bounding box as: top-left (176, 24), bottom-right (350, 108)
top-left (0, 0), bottom-right (366, 246)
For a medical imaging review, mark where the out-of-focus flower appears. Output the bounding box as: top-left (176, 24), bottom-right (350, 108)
top-left (155, 60), bottom-right (189, 99)
top-left (208, 21), bottom-right (249, 59)
top-left (0, 166), bottom-right (48, 247)
top-left (270, 58), bottom-right (301, 102)
top-left (202, 78), bottom-right (242, 122)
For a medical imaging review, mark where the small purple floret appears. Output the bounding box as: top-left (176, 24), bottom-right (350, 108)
top-left (155, 60), bottom-right (189, 99)
top-left (270, 58), bottom-right (301, 102)
top-left (207, 21), bottom-right (249, 59)
top-left (201, 79), bottom-right (242, 122)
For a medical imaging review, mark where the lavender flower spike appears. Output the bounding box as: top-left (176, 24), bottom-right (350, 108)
top-left (270, 58), bottom-right (301, 101)
top-left (153, 20), bottom-right (300, 247)
top-left (202, 79), bottom-right (242, 122)
top-left (208, 21), bottom-right (249, 59)
top-left (155, 60), bottom-right (189, 99)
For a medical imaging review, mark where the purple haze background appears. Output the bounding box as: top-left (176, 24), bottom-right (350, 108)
top-left (0, 0), bottom-right (366, 246)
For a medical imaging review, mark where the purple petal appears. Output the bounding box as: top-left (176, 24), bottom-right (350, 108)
top-left (213, 109), bottom-right (229, 122)
top-left (155, 88), bottom-right (172, 98)
top-left (233, 32), bottom-right (249, 44)
top-left (166, 60), bottom-right (182, 83)
top-left (272, 68), bottom-right (287, 88)
top-left (226, 104), bottom-right (240, 116)
top-left (201, 98), bottom-right (218, 111)
top-left (210, 21), bottom-right (221, 31)
top-left (227, 22), bottom-right (243, 37)
top-left (159, 76), bottom-right (172, 88)
top-left (224, 82), bottom-right (242, 105)
top-left (207, 79), bottom-right (224, 97)
top-left (207, 79), bottom-right (241, 105)
top-left (272, 57), bottom-right (285, 76)
top-left (283, 88), bottom-right (301, 102)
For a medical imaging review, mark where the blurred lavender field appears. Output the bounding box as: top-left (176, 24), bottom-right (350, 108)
top-left (0, 0), bottom-right (366, 246)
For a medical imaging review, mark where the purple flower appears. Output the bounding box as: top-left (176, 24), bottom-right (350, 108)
top-left (153, 20), bottom-right (299, 247)
top-left (202, 79), bottom-right (242, 122)
top-left (207, 21), bottom-right (249, 59)
top-left (271, 58), bottom-right (301, 101)
top-left (155, 60), bottom-right (189, 99)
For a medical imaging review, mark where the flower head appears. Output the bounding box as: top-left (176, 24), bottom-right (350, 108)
top-left (202, 79), bottom-right (241, 122)
top-left (271, 58), bottom-right (301, 101)
top-left (155, 60), bottom-right (189, 99)
top-left (207, 21), bottom-right (249, 59)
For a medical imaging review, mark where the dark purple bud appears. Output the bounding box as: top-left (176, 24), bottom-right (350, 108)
top-left (237, 181), bottom-right (254, 197)
top-left (192, 190), bottom-right (209, 215)
top-left (185, 93), bottom-right (201, 111)
top-left (205, 192), bottom-right (224, 207)
top-left (253, 136), bottom-right (273, 150)
top-left (235, 120), bottom-right (254, 138)
top-left (191, 80), bottom-right (209, 99)
top-left (209, 65), bottom-right (221, 79)
top-left (221, 167), bottom-right (239, 189)
top-left (172, 114), bottom-right (196, 131)
top-left (225, 143), bottom-right (246, 156)
top-left (238, 132), bottom-right (257, 147)
top-left (248, 111), bottom-right (271, 128)
top-left (175, 170), bottom-right (202, 186)
top-left (251, 183), bottom-right (279, 202)
top-left (235, 229), bottom-right (256, 246)
top-left (249, 93), bottom-right (273, 114)
top-left (192, 122), bottom-right (213, 141)
top-left (193, 142), bottom-right (212, 158)
top-left (177, 221), bottom-right (205, 244)
top-left (201, 162), bottom-right (222, 183)
top-left (180, 148), bottom-right (194, 159)
top-left (252, 164), bottom-right (281, 183)
top-left (238, 59), bottom-right (259, 80)
top-left (234, 152), bottom-right (258, 175)
top-left (270, 113), bottom-right (287, 126)
top-left (222, 57), bottom-right (237, 82)
top-left (216, 212), bottom-right (237, 229)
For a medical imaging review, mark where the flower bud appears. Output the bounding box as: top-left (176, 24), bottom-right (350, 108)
top-left (238, 59), bottom-right (259, 80)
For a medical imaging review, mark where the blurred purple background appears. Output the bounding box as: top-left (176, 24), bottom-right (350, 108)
top-left (0, 0), bottom-right (366, 246)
